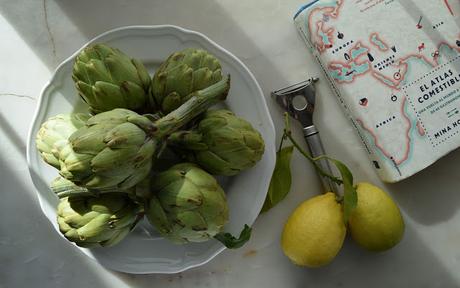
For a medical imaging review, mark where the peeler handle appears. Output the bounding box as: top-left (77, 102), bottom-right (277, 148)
top-left (303, 126), bottom-right (339, 194)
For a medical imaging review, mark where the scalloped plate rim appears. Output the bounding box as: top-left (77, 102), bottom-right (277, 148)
top-left (26, 25), bottom-right (276, 274)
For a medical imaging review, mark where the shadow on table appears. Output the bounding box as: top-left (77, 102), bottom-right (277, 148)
top-left (0, 1), bottom-right (60, 68)
top-left (0, 114), bottom-right (118, 288)
top-left (111, 222), bottom-right (458, 287)
top-left (386, 148), bottom-right (460, 225)
top-left (0, 0), bottom-right (291, 134)
top-left (1, 108), bottom-right (456, 285)
top-left (0, 114), bottom-right (26, 157)
top-left (0, 0), bottom-right (458, 286)
top-left (297, 224), bottom-right (458, 288)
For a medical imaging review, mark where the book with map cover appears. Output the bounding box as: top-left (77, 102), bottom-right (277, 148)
top-left (294, 0), bottom-right (460, 182)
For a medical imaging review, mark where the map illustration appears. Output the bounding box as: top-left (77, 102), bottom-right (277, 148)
top-left (295, 0), bottom-right (460, 182)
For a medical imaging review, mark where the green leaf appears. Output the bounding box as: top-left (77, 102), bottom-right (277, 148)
top-left (261, 146), bottom-right (294, 213)
top-left (328, 159), bottom-right (357, 223)
top-left (214, 224), bottom-right (252, 249)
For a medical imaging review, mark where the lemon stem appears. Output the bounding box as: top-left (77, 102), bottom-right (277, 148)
top-left (282, 113), bottom-right (343, 191)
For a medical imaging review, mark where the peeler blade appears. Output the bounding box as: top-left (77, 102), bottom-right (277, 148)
top-left (271, 77), bottom-right (318, 128)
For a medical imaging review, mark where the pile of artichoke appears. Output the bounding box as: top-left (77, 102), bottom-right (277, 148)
top-left (36, 44), bottom-right (265, 248)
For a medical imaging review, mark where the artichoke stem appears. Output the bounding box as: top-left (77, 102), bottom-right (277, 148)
top-left (52, 180), bottom-right (131, 199)
top-left (153, 76), bottom-right (230, 138)
top-left (56, 190), bottom-right (97, 199)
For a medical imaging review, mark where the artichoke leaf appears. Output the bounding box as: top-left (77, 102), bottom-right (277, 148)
top-left (214, 224), bottom-right (252, 249)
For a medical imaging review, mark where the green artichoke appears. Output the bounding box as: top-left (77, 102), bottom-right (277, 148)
top-left (58, 77), bottom-right (230, 190)
top-left (151, 48), bottom-right (222, 114)
top-left (168, 109), bottom-right (265, 176)
top-left (146, 163), bottom-right (229, 244)
top-left (57, 193), bottom-right (141, 247)
top-left (36, 113), bottom-right (90, 169)
top-left (58, 108), bottom-right (156, 190)
top-left (72, 43), bottom-right (152, 114)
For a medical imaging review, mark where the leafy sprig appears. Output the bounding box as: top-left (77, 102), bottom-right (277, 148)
top-left (214, 225), bottom-right (252, 249)
top-left (262, 113), bottom-right (357, 222)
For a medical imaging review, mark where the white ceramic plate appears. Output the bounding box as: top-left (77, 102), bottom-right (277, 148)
top-left (26, 25), bottom-right (276, 274)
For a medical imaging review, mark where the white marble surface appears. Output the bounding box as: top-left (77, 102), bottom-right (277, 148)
top-left (1, 0), bottom-right (460, 287)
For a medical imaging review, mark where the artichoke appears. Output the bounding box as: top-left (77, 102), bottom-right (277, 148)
top-left (36, 113), bottom-right (90, 169)
top-left (167, 109), bottom-right (265, 176)
top-left (151, 48), bottom-right (222, 114)
top-left (72, 43), bottom-right (152, 114)
top-left (57, 77), bottom-right (230, 190)
top-left (146, 163), bottom-right (228, 244)
top-left (57, 193), bottom-right (141, 247)
top-left (58, 109), bottom-right (156, 190)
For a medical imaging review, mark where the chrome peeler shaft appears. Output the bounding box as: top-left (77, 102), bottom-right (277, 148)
top-left (303, 127), bottom-right (339, 194)
top-left (272, 77), bottom-right (339, 195)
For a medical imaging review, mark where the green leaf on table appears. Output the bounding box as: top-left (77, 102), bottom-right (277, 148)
top-left (261, 146), bottom-right (294, 213)
top-left (214, 224), bottom-right (252, 249)
top-left (328, 159), bottom-right (357, 223)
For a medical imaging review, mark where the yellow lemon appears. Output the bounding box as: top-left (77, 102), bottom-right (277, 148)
top-left (281, 192), bottom-right (346, 267)
top-left (349, 182), bottom-right (404, 252)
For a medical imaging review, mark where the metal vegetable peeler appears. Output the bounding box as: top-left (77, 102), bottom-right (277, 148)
top-left (272, 78), bottom-right (338, 194)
